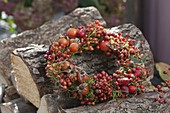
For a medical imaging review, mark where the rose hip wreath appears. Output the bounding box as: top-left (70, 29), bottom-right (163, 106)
top-left (44, 20), bottom-right (147, 105)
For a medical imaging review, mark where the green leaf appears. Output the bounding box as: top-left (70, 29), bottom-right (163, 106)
top-left (8, 27), bottom-right (15, 32)
top-left (6, 18), bottom-right (15, 25)
top-left (130, 55), bottom-right (139, 63)
top-left (24, 0), bottom-right (33, 7)
top-left (141, 56), bottom-right (147, 63)
top-left (79, 0), bottom-right (105, 10)
top-left (155, 62), bottom-right (170, 82)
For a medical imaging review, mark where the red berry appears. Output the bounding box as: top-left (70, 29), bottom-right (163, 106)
top-left (163, 70), bottom-right (168, 74)
top-left (82, 75), bottom-right (89, 82)
top-left (95, 89), bottom-right (101, 94)
top-left (141, 68), bottom-right (147, 76)
top-left (81, 101), bottom-right (85, 105)
top-left (164, 99), bottom-right (168, 103)
top-left (116, 70), bottom-right (122, 74)
top-left (141, 88), bottom-right (145, 92)
top-left (118, 32), bottom-right (122, 36)
top-left (78, 29), bottom-right (86, 38)
top-left (58, 38), bottom-right (68, 47)
top-left (134, 70), bottom-right (142, 78)
top-left (159, 99), bottom-right (164, 103)
top-left (157, 85), bottom-right (162, 90)
top-left (100, 98), bottom-right (104, 101)
top-left (106, 52), bottom-right (111, 56)
top-left (121, 85), bottom-right (129, 94)
top-left (162, 90), bottom-right (167, 94)
top-left (69, 43), bottom-right (79, 52)
top-left (96, 45), bottom-right (100, 49)
top-left (118, 78), bottom-right (129, 85)
top-left (114, 81), bottom-right (119, 86)
top-left (44, 54), bottom-right (48, 59)
top-left (154, 97), bottom-right (159, 101)
top-left (153, 87), bottom-right (158, 92)
top-left (140, 85), bottom-right (144, 89)
top-left (159, 94), bottom-right (164, 98)
top-left (129, 48), bottom-right (135, 54)
top-left (81, 86), bottom-right (89, 95)
top-left (87, 101), bottom-right (91, 105)
top-left (66, 28), bottom-right (78, 38)
top-left (101, 70), bottom-right (106, 75)
top-left (99, 40), bottom-right (109, 51)
top-left (59, 79), bottom-right (64, 83)
top-left (128, 85), bottom-right (137, 94)
top-left (93, 75), bottom-right (97, 79)
top-left (85, 98), bottom-right (89, 101)
top-left (125, 33), bottom-right (130, 38)
top-left (48, 56), bottom-right (52, 61)
top-left (91, 102), bottom-right (95, 105)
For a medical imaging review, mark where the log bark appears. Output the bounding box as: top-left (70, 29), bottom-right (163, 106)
top-left (10, 23), bottom-right (154, 110)
top-left (0, 61), bottom-right (12, 86)
top-left (3, 86), bottom-right (20, 102)
top-left (0, 7), bottom-right (105, 88)
top-left (37, 94), bottom-right (80, 113)
top-left (109, 24), bottom-right (154, 78)
top-left (11, 44), bottom-right (53, 107)
top-left (65, 90), bottom-right (170, 113)
top-left (36, 89), bottom-right (170, 113)
top-left (0, 98), bottom-right (37, 113)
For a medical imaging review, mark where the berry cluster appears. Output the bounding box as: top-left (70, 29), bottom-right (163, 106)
top-left (153, 84), bottom-right (170, 103)
top-left (78, 71), bottom-right (113, 105)
top-left (153, 69), bottom-right (170, 104)
top-left (44, 20), bottom-right (148, 105)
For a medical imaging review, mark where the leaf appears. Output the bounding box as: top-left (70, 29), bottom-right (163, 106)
top-left (79, 0), bottom-right (105, 10)
top-left (130, 55), bottom-right (139, 63)
top-left (155, 62), bottom-right (170, 82)
top-left (24, 0), bottom-right (33, 7)
top-left (141, 56), bottom-right (147, 63)
top-left (8, 27), bottom-right (15, 32)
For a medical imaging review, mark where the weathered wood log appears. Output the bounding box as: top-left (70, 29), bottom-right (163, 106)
top-left (0, 83), bottom-right (5, 103)
top-left (0, 61), bottom-right (12, 86)
top-left (11, 44), bottom-right (52, 107)
top-left (0, 6), bottom-right (105, 88)
top-left (37, 94), bottom-right (80, 113)
top-left (0, 98), bottom-right (37, 113)
top-left (11, 44), bottom-right (81, 108)
top-left (3, 86), bottom-right (20, 102)
top-left (11, 23), bottom-right (154, 109)
top-left (36, 89), bottom-right (170, 113)
top-left (64, 90), bottom-right (170, 113)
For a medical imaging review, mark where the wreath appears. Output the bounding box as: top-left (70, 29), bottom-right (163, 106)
top-left (44, 20), bottom-right (147, 105)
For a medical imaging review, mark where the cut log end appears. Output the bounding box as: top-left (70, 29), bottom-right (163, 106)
top-left (11, 53), bottom-right (41, 107)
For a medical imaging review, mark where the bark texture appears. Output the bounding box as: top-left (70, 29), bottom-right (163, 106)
top-left (0, 7), bottom-right (105, 86)
top-left (65, 90), bottom-right (170, 113)
top-left (11, 44), bottom-right (51, 107)
top-left (10, 23), bottom-right (154, 111)
top-left (0, 6), bottom-right (157, 113)
top-left (0, 98), bottom-right (37, 113)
